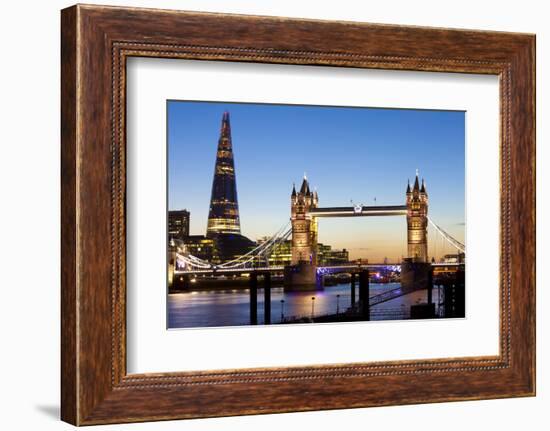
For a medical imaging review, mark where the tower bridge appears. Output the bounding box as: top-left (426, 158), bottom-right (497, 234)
top-left (285, 173), bottom-right (431, 289)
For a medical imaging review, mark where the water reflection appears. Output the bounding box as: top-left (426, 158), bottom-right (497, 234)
top-left (168, 282), bottom-right (443, 329)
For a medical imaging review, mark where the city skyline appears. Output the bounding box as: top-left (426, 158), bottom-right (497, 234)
top-left (168, 100), bottom-right (465, 262)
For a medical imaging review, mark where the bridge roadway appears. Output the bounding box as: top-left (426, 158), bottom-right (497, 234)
top-left (174, 262), bottom-right (461, 276)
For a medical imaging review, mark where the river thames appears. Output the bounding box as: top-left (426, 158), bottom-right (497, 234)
top-left (168, 282), bottom-right (444, 329)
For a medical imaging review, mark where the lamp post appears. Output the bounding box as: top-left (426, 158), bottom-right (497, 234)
top-left (280, 299), bottom-right (285, 322)
top-left (311, 296), bottom-right (315, 319)
top-left (336, 294), bottom-right (340, 315)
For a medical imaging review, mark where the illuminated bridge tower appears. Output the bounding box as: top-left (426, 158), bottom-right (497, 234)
top-left (406, 172), bottom-right (428, 262)
top-left (401, 172), bottom-right (431, 296)
top-left (290, 176), bottom-right (319, 265)
top-left (206, 112), bottom-right (241, 237)
top-left (285, 176), bottom-right (319, 290)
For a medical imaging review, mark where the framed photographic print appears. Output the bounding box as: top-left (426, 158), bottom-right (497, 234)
top-left (61, 4), bottom-right (535, 425)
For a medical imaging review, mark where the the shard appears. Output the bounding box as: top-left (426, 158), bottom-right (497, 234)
top-left (206, 111), bottom-right (242, 237)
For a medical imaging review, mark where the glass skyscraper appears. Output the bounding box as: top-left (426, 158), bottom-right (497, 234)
top-left (206, 111), bottom-right (241, 237)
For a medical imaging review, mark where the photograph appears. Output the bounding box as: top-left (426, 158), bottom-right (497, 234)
top-left (167, 101), bottom-right (466, 328)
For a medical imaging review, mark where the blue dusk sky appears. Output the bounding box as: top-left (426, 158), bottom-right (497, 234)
top-left (168, 100), bottom-right (465, 262)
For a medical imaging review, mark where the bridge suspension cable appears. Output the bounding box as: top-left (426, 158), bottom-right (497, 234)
top-left (217, 221), bottom-right (292, 269)
top-left (176, 255), bottom-right (212, 270)
top-left (175, 216), bottom-right (465, 271)
top-left (427, 216), bottom-right (465, 253)
top-left (175, 221), bottom-right (292, 271)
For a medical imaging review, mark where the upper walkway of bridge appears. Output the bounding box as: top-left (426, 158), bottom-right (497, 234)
top-left (309, 205), bottom-right (407, 217)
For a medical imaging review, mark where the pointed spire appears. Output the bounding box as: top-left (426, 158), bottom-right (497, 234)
top-left (299, 176), bottom-right (309, 194)
top-left (420, 178), bottom-right (426, 193)
top-left (220, 111), bottom-right (231, 138)
top-left (406, 179), bottom-right (411, 194)
top-left (413, 171), bottom-right (420, 192)
top-left (291, 183), bottom-right (297, 197)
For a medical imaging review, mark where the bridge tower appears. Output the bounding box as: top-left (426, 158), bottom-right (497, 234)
top-left (406, 172), bottom-right (428, 262)
top-left (290, 175), bottom-right (318, 265)
top-left (402, 172), bottom-right (431, 297)
top-left (285, 175), bottom-right (319, 290)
